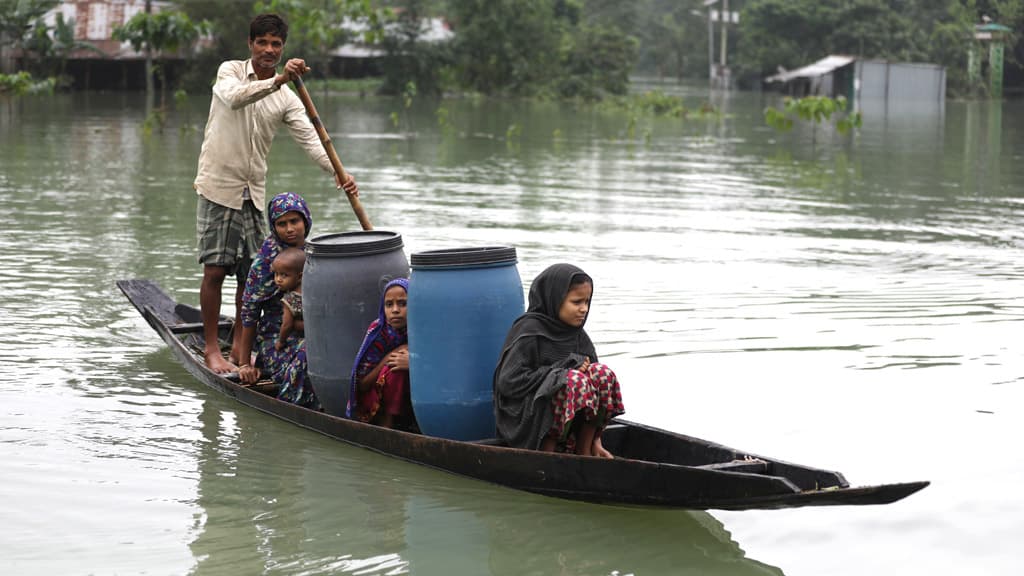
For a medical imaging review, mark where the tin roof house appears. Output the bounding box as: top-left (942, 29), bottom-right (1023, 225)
top-left (765, 55), bottom-right (946, 113)
top-left (2, 0), bottom-right (185, 89)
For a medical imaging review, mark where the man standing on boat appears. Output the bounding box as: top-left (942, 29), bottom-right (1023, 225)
top-left (194, 13), bottom-right (359, 373)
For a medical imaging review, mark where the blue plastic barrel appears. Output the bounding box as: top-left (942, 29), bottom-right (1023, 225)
top-left (304, 231), bottom-right (409, 417)
top-left (407, 246), bottom-right (524, 440)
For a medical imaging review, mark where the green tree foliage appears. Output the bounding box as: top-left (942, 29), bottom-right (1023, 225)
top-left (113, 10), bottom-right (209, 106)
top-left (23, 11), bottom-right (103, 84)
top-left (1, 1), bottom-right (104, 89)
top-left (113, 10), bottom-right (208, 58)
top-left (177, 0), bottom-right (386, 94)
top-left (379, 0), bottom-right (452, 96)
top-left (446, 0), bottom-right (636, 99)
top-left (556, 25), bottom-right (637, 98)
top-left (0, 0), bottom-right (57, 52)
top-left (634, 0), bottom-right (709, 80)
top-left (0, 70), bottom-right (55, 95)
top-left (764, 95), bottom-right (862, 137)
top-left (254, 0), bottom-right (387, 93)
top-left (735, 0), bottom-right (1022, 92)
top-left (971, 0), bottom-right (1024, 78)
top-left (447, 0), bottom-right (564, 95)
top-left (175, 0), bottom-right (258, 91)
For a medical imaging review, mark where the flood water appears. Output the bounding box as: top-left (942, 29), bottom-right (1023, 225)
top-left (1, 81), bottom-right (1022, 575)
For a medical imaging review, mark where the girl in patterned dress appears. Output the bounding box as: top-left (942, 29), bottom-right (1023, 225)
top-left (493, 263), bottom-right (625, 457)
top-left (347, 278), bottom-right (417, 430)
top-left (236, 192), bottom-right (318, 409)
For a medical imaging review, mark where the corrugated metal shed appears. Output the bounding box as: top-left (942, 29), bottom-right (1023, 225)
top-left (765, 54), bottom-right (946, 109)
top-left (765, 55), bottom-right (855, 84)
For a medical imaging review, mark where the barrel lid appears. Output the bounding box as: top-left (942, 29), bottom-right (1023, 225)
top-left (307, 230), bottom-right (404, 257)
top-left (411, 246), bottom-right (517, 268)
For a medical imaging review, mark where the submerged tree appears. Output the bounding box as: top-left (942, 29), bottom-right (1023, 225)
top-left (0, 0), bottom-right (58, 76)
top-left (22, 11), bottom-right (103, 86)
top-left (764, 95), bottom-right (862, 145)
top-left (113, 9), bottom-right (209, 109)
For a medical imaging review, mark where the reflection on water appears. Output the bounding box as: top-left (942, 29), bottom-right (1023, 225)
top-left (189, 397), bottom-right (782, 576)
top-left (1, 89), bottom-right (1023, 575)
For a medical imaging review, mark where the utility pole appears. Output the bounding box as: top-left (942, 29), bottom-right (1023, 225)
top-left (707, 6), bottom-right (714, 81)
top-left (705, 0), bottom-right (735, 89)
top-left (720, 0), bottom-right (728, 69)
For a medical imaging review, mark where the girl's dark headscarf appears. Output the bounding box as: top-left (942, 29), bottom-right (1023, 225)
top-left (492, 263), bottom-right (597, 449)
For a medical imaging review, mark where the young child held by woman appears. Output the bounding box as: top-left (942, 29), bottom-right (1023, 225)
top-left (493, 263), bottom-right (625, 457)
top-left (271, 247), bottom-right (305, 351)
top-left (347, 278), bottom-right (417, 430)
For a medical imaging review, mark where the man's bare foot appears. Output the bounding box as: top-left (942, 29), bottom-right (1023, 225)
top-left (205, 350), bottom-right (236, 374)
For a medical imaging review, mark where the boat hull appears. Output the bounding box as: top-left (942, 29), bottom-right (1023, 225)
top-left (118, 279), bottom-right (928, 511)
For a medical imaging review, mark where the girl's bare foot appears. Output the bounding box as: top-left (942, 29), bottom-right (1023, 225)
top-left (540, 436), bottom-right (558, 452)
top-left (593, 436), bottom-right (613, 459)
top-left (205, 350), bottom-right (236, 374)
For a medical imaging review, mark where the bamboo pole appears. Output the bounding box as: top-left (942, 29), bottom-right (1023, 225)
top-left (292, 76), bottom-right (372, 231)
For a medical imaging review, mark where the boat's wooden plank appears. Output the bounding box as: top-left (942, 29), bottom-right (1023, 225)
top-left (605, 421), bottom-right (849, 491)
top-left (169, 321), bottom-right (233, 334)
top-left (241, 382), bottom-right (279, 395)
top-left (696, 459), bottom-right (769, 474)
top-left (117, 279), bottom-right (180, 324)
top-left (118, 279), bottom-right (232, 329)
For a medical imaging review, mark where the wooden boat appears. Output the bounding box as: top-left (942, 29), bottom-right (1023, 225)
top-left (118, 278), bottom-right (928, 511)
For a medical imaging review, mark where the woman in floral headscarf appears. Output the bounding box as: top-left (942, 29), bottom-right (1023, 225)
top-left (236, 192), bottom-right (318, 408)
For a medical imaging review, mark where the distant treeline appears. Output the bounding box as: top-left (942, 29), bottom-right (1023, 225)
top-left (3, 0), bottom-right (1022, 98)
top-left (178, 0), bottom-right (1024, 97)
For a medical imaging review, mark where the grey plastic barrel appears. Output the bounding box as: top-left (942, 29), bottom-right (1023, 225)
top-left (304, 231), bottom-right (409, 417)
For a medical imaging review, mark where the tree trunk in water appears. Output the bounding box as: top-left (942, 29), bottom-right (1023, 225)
top-left (145, 0), bottom-right (154, 114)
top-left (145, 52), bottom-right (155, 114)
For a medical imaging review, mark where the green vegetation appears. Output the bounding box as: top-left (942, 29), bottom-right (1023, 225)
top-left (737, 0), bottom-right (1024, 95)
top-left (302, 76), bottom-right (384, 95)
top-left (0, 0), bottom-right (58, 53)
top-left (0, 0), bottom-right (80, 89)
top-left (378, 0), bottom-right (453, 96)
top-left (442, 0), bottom-right (635, 100)
top-left (253, 0), bottom-right (388, 100)
top-left (764, 95), bottom-right (862, 141)
top-left (601, 90), bottom-right (719, 119)
top-left (0, 71), bottom-right (55, 95)
top-left (4, 0), bottom-right (1023, 101)
top-left (113, 10), bottom-right (209, 109)
top-left (23, 10), bottom-right (103, 85)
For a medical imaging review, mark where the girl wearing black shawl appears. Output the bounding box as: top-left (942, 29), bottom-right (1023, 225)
top-left (493, 264), bottom-right (625, 457)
